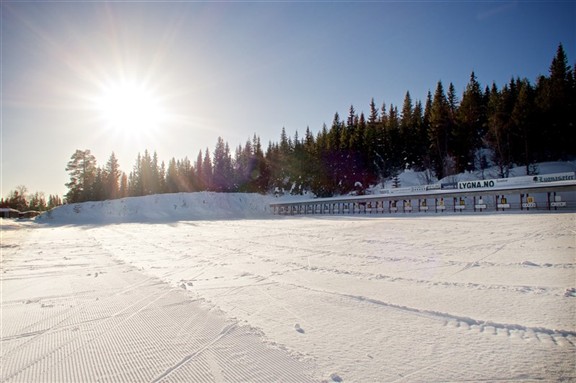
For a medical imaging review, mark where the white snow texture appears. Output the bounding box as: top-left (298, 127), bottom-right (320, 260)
top-left (2, 163), bottom-right (575, 382)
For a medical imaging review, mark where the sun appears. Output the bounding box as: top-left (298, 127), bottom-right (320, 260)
top-left (94, 79), bottom-right (167, 137)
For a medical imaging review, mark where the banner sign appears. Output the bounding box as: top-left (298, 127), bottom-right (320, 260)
top-left (458, 179), bottom-right (495, 190)
top-left (533, 172), bottom-right (575, 183)
top-left (441, 182), bottom-right (458, 190)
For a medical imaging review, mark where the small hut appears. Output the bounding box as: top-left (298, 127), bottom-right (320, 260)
top-left (0, 208), bottom-right (21, 218)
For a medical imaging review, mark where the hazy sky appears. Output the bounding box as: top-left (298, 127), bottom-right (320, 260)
top-left (2, 1), bottom-right (575, 198)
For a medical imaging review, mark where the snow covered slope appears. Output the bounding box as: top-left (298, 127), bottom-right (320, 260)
top-left (37, 192), bottom-right (281, 224)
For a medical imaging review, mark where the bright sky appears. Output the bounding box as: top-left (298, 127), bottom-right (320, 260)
top-left (2, 1), bottom-right (575, 198)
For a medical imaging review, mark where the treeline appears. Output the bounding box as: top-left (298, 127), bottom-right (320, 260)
top-left (65, 44), bottom-right (575, 203)
top-left (0, 185), bottom-right (62, 212)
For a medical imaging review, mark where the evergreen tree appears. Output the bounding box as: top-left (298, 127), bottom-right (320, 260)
top-left (212, 137), bottom-right (233, 192)
top-left (540, 43), bottom-right (575, 158)
top-left (28, 192), bottom-right (47, 211)
top-left (364, 100), bottom-right (383, 184)
top-left (177, 157), bottom-right (193, 192)
top-left (6, 186), bottom-right (29, 211)
top-left (455, 72), bottom-right (485, 172)
top-left (159, 161), bottom-right (167, 193)
top-left (202, 148), bottom-right (213, 191)
top-left (165, 158), bottom-right (179, 193)
top-left (400, 91), bottom-right (414, 167)
top-left (104, 152), bottom-right (121, 200)
top-left (368, 98), bottom-right (379, 125)
top-left (92, 167), bottom-right (106, 201)
top-left (65, 149), bottom-right (98, 203)
top-left (195, 150), bottom-right (205, 191)
top-left (130, 153), bottom-right (143, 196)
top-left (428, 81), bottom-right (452, 179)
top-left (411, 100), bottom-right (427, 170)
top-left (486, 83), bottom-right (513, 177)
top-left (119, 173), bottom-right (128, 198)
top-left (511, 78), bottom-right (537, 173)
top-left (47, 194), bottom-right (62, 210)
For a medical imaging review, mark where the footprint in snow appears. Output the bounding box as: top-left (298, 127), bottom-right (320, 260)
top-left (330, 373), bottom-right (343, 382)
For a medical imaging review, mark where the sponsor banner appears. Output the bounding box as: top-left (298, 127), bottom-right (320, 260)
top-left (441, 182), bottom-right (458, 190)
top-left (411, 186), bottom-right (427, 192)
top-left (551, 201), bottom-right (567, 207)
top-left (458, 179), bottom-right (496, 190)
top-left (534, 172), bottom-right (576, 183)
top-left (391, 187), bottom-right (413, 194)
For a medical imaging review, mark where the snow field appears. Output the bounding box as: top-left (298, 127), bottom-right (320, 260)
top-left (1, 223), bottom-right (317, 382)
top-left (3, 185), bottom-right (576, 382)
top-left (81, 214), bottom-right (575, 381)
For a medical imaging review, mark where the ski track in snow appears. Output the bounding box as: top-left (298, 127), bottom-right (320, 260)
top-left (2, 212), bottom-right (575, 382)
top-left (85, 214), bottom-right (576, 382)
top-left (1, 223), bottom-right (318, 382)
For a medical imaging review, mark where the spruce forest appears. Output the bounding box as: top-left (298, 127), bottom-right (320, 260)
top-left (64, 44), bottom-right (575, 203)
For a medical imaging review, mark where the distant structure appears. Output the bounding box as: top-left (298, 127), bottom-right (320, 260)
top-left (0, 208), bottom-right (41, 219)
top-left (271, 172), bottom-right (576, 215)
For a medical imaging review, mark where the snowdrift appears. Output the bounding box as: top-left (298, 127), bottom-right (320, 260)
top-left (37, 192), bottom-right (281, 224)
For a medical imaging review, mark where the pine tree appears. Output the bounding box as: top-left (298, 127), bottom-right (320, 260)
top-left (428, 82), bottom-right (452, 179)
top-left (400, 91), bottom-right (414, 167)
top-left (104, 152), bottom-right (121, 200)
top-left (202, 148), bottom-right (213, 191)
top-left (511, 78), bottom-right (537, 173)
top-left (119, 173), bottom-right (128, 198)
top-left (165, 158), bottom-right (179, 193)
top-left (212, 137), bottom-right (234, 192)
top-left (368, 98), bottom-right (379, 125)
top-left (195, 150), bottom-right (204, 191)
top-left (542, 43), bottom-right (575, 158)
top-left (455, 72), bottom-right (485, 172)
top-left (364, 100), bottom-right (383, 184)
top-left (92, 168), bottom-right (106, 201)
top-left (47, 194), bottom-right (62, 210)
top-left (65, 149), bottom-right (98, 203)
top-left (486, 83), bottom-right (513, 177)
top-left (411, 100), bottom-right (426, 170)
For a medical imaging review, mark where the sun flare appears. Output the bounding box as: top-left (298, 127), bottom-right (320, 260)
top-left (94, 79), bottom-right (167, 137)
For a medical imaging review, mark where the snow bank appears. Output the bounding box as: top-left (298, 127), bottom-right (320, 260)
top-left (37, 192), bottom-right (288, 224)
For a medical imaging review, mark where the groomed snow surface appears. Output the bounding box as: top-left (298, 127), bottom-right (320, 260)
top-left (2, 189), bottom-right (576, 382)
